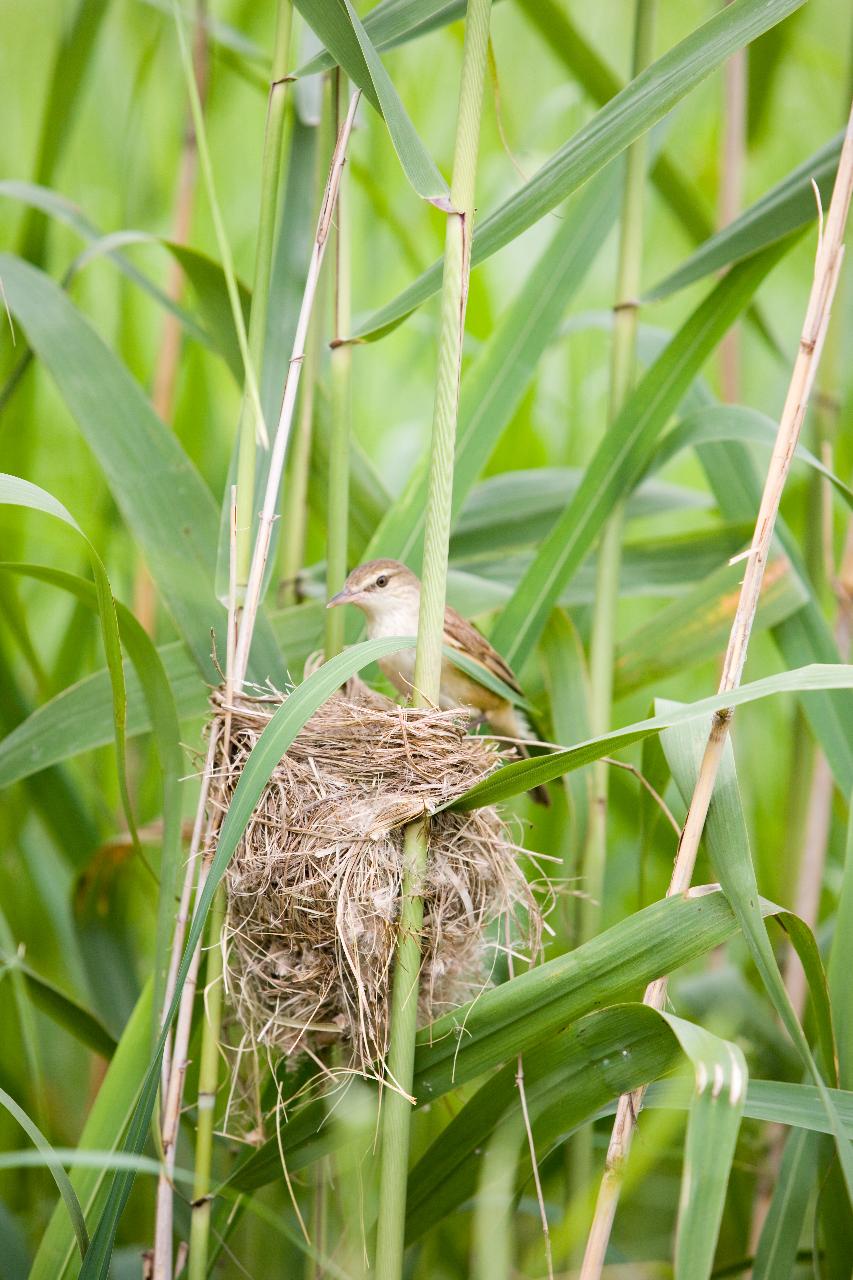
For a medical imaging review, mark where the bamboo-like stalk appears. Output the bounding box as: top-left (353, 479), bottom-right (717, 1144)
top-left (324, 69), bottom-right (353, 660)
top-left (185, 489), bottom-right (237, 1279)
top-left (160, 728), bottom-right (219, 1095)
top-left (572, 0), bottom-right (655, 1240)
top-left (579, 95), bottom-right (853, 1280)
top-left (233, 91), bottom-right (361, 690)
top-left (280, 79), bottom-right (334, 606)
top-left (186, 886), bottom-right (225, 1280)
top-left (135, 0), bottom-right (209, 634)
top-left (234, 0), bottom-right (294, 586)
top-left (718, 2), bottom-right (746, 404)
top-left (785, 522), bottom-right (853, 1016)
top-left (154, 3), bottom-right (293, 1260)
top-left (374, 3), bottom-right (492, 1276)
top-left (581, 0), bottom-right (656, 943)
top-left (472, 1118), bottom-right (522, 1280)
top-left (279, 306), bottom-right (322, 605)
top-left (153, 855), bottom-right (216, 1280)
top-left (155, 543), bottom-right (232, 1280)
top-left (153, 107), bottom-right (358, 1273)
top-left (171, 0), bottom-right (269, 508)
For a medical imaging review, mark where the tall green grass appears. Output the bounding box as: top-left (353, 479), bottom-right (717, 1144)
top-left (1, 1), bottom-right (852, 1278)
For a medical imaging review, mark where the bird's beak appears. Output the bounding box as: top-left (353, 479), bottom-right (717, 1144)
top-left (326, 588), bottom-right (351, 609)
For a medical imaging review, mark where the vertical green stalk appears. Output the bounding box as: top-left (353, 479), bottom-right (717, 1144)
top-left (580, 0), bottom-right (655, 961)
top-left (325, 69), bottom-right (353, 659)
top-left (280, 77), bottom-right (334, 605)
top-left (187, 887), bottom-right (224, 1280)
top-left (235, 0), bottom-right (294, 587)
top-left (375, 3), bottom-right (491, 1277)
top-left (186, 7), bottom-right (292, 1273)
top-left (472, 1118), bottom-right (523, 1280)
top-left (279, 302), bottom-right (323, 606)
top-left (572, 0), bottom-right (655, 1239)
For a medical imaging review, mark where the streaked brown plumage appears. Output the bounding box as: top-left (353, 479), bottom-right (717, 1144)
top-left (327, 559), bottom-right (549, 804)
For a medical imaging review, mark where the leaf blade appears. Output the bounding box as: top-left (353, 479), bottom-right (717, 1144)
top-left (353, 0), bottom-right (806, 338)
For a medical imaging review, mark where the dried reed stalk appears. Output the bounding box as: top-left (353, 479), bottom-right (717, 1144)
top-left (580, 95), bottom-right (853, 1280)
top-left (234, 0), bottom-right (294, 584)
top-left (153, 92), bottom-right (359, 1280)
top-left (233, 90), bottom-right (361, 689)
top-left (325, 69), bottom-right (353, 660)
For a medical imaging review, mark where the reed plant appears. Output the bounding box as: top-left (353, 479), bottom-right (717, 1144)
top-left (2, 3), bottom-right (853, 1279)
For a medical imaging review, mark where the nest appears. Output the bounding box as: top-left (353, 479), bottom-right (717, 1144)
top-left (211, 672), bottom-right (541, 1079)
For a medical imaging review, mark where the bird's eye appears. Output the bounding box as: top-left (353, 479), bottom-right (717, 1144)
top-left (376, 574), bottom-right (388, 588)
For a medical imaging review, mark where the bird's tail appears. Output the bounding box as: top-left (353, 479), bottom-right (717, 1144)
top-left (486, 704), bottom-right (551, 808)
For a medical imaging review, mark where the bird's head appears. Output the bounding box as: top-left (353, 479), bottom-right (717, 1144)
top-left (326, 559), bottom-right (420, 621)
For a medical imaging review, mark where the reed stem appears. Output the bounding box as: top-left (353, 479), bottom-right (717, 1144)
top-left (325, 69), bottom-right (353, 660)
top-left (172, 0), bottom-right (268, 558)
top-left (135, 0), bottom-right (208, 635)
top-left (572, 0), bottom-right (654, 1244)
top-left (718, 0), bottom-right (746, 404)
top-left (375, 4), bottom-right (491, 1276)
top-left (233, 91), bottom-right (360, 689)
top-left (280, 84), bottom-right (334, 605)
top-left (279, 304), bottom-right (322, 605)
top-left (580, 93), bottom-right (853, 1280)
top-left (235, 0), bottom-right (294, 587)
top-left (187, 886), bottom-right (225, 1280)
top-left (582, 0), bottom-right (655, 944)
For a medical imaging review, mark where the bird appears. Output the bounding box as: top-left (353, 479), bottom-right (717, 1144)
top-left (327, 558), bottom-right (549, 805)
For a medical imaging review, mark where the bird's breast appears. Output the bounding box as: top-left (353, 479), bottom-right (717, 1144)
top-left (378, 645), bottom-right (417, 697)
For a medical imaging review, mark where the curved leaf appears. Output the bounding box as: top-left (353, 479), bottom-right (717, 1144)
top-left (0, 482), bottom-right (157, 920)
top-left (406, 1000), bottom-right (745, 1275)
top-left (0, 1087), bottom-right (89, 1263)
top-left (366, 165), bottom-right (623, 552)
top-left (228, 886), bottom-right (779, 1193)
top-left (446, 664), bottom-right (853, 811)
top-left (490, 241), bottom-right (792, 668)
top-left (664, 1012), bottom-right (747, 1279)
top-left (0, 952), bottom-right (116, 1060)
top-left (654, 404), bottom-right (853, 509)
top-left (0, 254), bottom-right (283, 685)
top-left (353, 0), bottom-right (805, 338)
top-left (0, 182), bottom-right (211, 352)
top-left (293, 0), bottom-right (448, 203)
top-left (0, 560), bottom-right (182, 1026)
top-left (29, 984), bottom-right (152, 1280)
top-left (647, 131), bottom-right (843, 300)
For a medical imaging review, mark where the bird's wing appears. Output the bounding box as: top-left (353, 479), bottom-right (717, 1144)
top-left (442, 604), bottom-right (524, 695)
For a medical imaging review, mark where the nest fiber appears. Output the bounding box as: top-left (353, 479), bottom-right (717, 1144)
top-left (214, 676), bottom-right (539, 1075)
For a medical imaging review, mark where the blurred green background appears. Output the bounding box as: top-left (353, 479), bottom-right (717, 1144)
top-left (1, 0), bottom-right (852, 1275)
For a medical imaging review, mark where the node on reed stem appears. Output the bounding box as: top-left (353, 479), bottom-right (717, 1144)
top-left (573, 2), bottom-right (655, 1251)
top-left (580, 93), bottom-right (853, 1280)
top-left (234, 0), bottom-right (294, 588)
top-left (376, 3), bottom-right (493, 1277)
top-left (325, 69), bottom-right (353, 661)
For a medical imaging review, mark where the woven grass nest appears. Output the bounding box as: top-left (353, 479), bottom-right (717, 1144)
top-left (211, 670), bottom-right (541, 1078)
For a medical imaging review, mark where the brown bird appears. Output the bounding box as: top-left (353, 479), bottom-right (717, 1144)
top-left (327, 559), bottom-right (549, 804)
